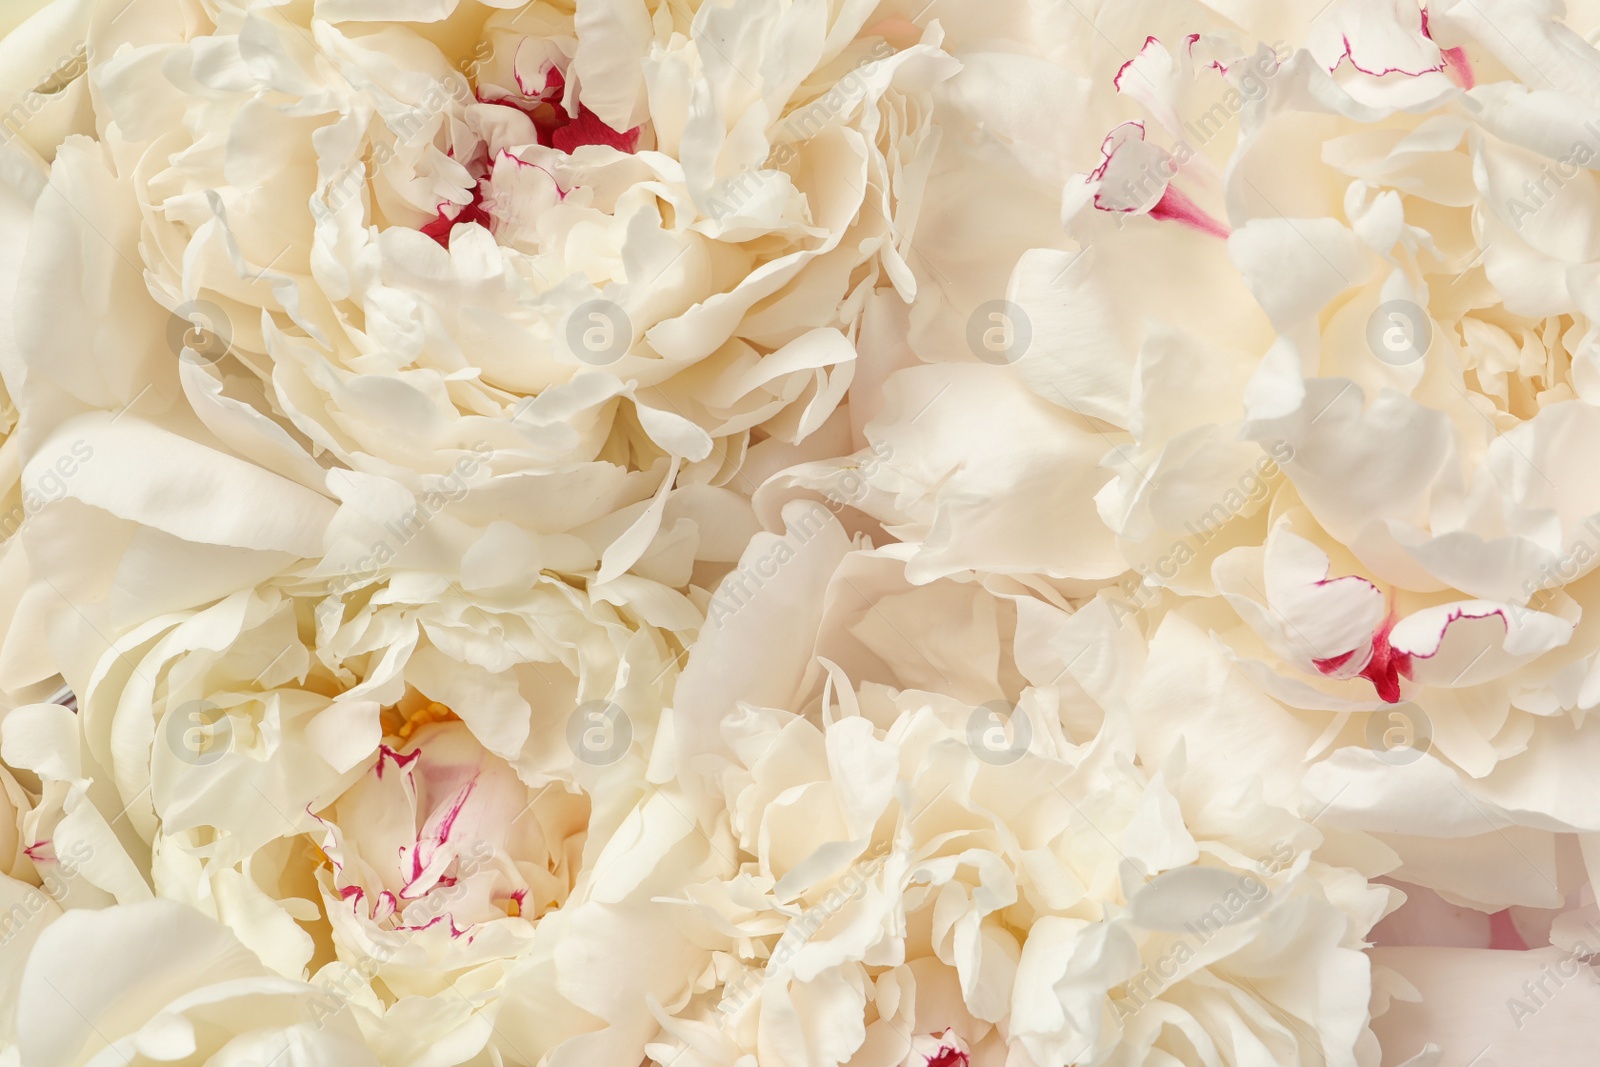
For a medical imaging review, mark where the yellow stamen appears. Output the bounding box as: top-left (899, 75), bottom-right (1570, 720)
top-left (396, 701), bottom-right (458, 741)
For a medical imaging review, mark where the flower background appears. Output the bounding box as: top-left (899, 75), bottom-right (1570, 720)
top-left (1, 0), bottom-right (1600, 1064)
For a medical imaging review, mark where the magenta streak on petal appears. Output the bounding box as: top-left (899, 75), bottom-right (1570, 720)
top-left (420, 183), bottom-right (493, 249)
top-left (510, 41), bottom-right (564, 100)
top-left (1313, 614), bottom-right (1413, 704)
top-left (551, 107), bottom-right (640, 154)
top-left (1401, 609), bottom-right (1509, 670)
top-left (926, 1048), bottom-right (970, 1067)
top-left (495, 149), bottom-right (570, 201)
top-left (1437, 44), bottom-right (1474, 87)
top-left (1315, 648), bottom-right (1358, 673)
top-left (1420, 8), bottom-right (1476, 88)
top-left (340, 885), bottom-right (364, 902)
top-left (1330, 33), bottom-right (1447, 79)
top-left (374, 744), bottom-right (422, 781)
top-left (511, 38), bottom-right (532, 96)
top-left (1113, 36), bottom-right (1160, 91)
top-left (1085, 120), bottom-right (1225, 234)
top-left (1146, 184), bottom-right (1230, 238)
top-left (401, 778), bottom-right (478, 898)
top-left (432, 780), bottom-right (474, 849)
top-left (478, 69), bottom-right (638, 156)
top-left (1183, 33), bottom-right (1229, 75)
top-left (307, 809), bottom-right (347, 873)
top-left (394, 913), bottom-right (474, 939)
top-left (1087, 121), bottom-right (1145, 185)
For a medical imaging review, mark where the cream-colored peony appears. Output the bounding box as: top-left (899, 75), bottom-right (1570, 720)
top-left (0, 0), bottom-right (957, 615)
top-left (4, 1), bottom-right (1600, 1066)
top-left (0, 559), bottom-right (722, 1064)
top-left (657, 507), bottom-right (1396, 1067)
top-left (0, 0), bottom-right (961, 706)
top-left (784, 0), bottom-right (1600, 920)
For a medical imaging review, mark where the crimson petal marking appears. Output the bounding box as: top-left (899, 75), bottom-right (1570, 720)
top-left (1313, 613), bottom-right (1413, 704)
top-left (1113, 36), bottom-right (1161, 91)
top-left (1328, 7), bottom-right (1473, 86)
top-left (1330, 32), bottom-right (1448, 78)
top-left (1420, 8), bottom-right (1475, 88)
top-left (551, 106), bottom-right (640, 154)
top-left (1436, 44), bottom-right (1474, 88)
top-left (1184, 32), bottom-right (1230, 75)
top-left (1314, 606), bottom-right (1513, 704)
top-left (1314, 648), bottom-right (1358, 673)
top-left (1086, 121), bottom-right (1230, 238)
top-left (432, 74), bottom-right (638, 248)
top-left (402, 778), bottom-right (478, 898)
top-left (494, 148), bottom-right (569, 201)
top-left (374, 744), bottom-right (422, 780)
top-left (420, 182), bottom-right (493, 249)
top-left (394, 912), bottom-right (475, 939)
top-left (1147, 184), bottom-right (1231, 238)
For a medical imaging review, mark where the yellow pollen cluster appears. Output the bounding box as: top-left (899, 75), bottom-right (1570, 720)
top-left (396, 701), bottom-right (459, 741)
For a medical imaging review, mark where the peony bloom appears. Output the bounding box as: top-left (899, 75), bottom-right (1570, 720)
top-left (0, 0), bottom-right (950, 700)
top-left (0, 558), bottom-right (717, 1063)
top-left (3, 0), bottom-right (1600, 1064)
top-left (659, 508), bottom-right (1395, 1067)
top-left (844, 0), bottom-right (1600, 924)
top-left (0, 0), bottom-right (959, 560)
top-left (309, 719), bottom-right (589, 989)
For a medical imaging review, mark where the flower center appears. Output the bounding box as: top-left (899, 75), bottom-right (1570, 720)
top-left (393, 699), bottom-right (460, 741)
top-left (311, 717), bottom-right (594, 950)
top-left (907, 1028), bottom-right (971, 1067)
top-left (422, 61), bottom-right (641, 249)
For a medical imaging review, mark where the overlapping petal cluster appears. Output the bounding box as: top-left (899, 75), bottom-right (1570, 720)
top-left (2, 0), bottom-right (1600, 1065)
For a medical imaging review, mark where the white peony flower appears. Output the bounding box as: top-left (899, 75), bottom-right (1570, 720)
top-left (5, 1), bottom-right (1600, 1065)
top-left (659, 509), bottom-right (1395, 1067)
top-left (849, 0), bottom-right (1600, 925)
top-left (0, 0), bottom-right (959, 539)
top-left (0, 556), bottom-right (713, 1063)
top-left (308, 719), bottom-right (588, 988)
